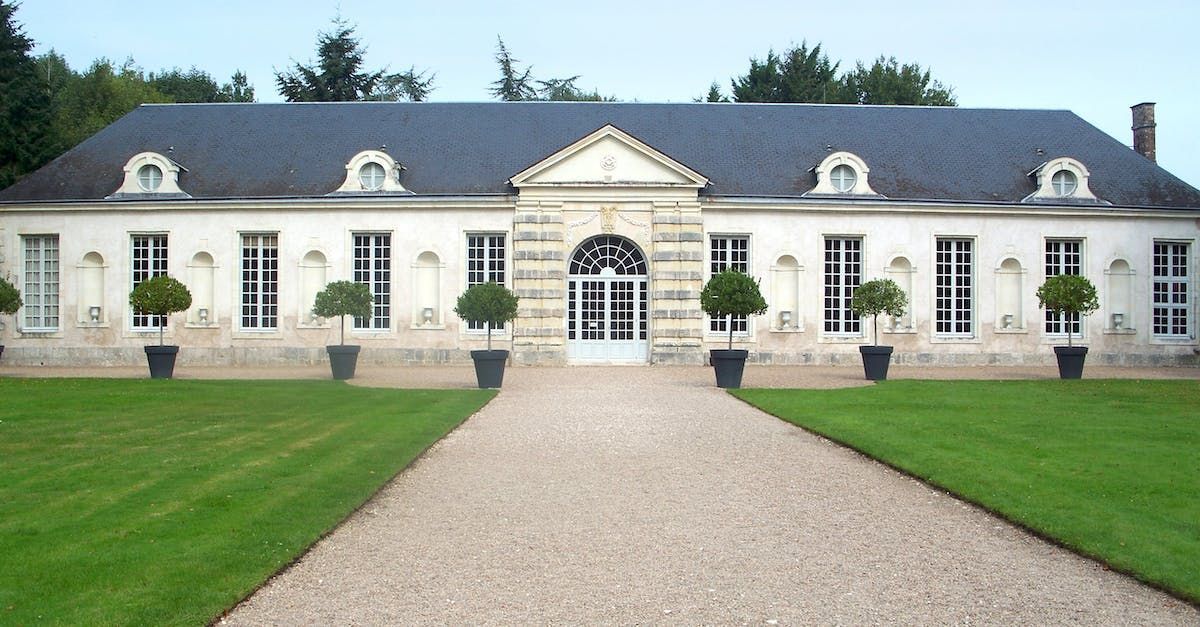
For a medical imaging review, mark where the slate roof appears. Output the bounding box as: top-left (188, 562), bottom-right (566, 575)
top-left (2, 101), bottom-right (1198, 208)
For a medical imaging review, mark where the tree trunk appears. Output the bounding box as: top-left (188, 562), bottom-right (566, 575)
top-left (340, 315), bottom-right (345, 345)
top-left (727, 315), bottom-right (733, 351)
top-left (487, 324), bottom-right (492, 351)
top-left (159, 319), bottom-right (164, 346)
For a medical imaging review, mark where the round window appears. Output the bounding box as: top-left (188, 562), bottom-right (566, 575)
top-left (137, 164), bottom-right (163, 192)
top-left (830, 164), bottom-right (857, 193)
top-left (359, 162), bottom-right (386, 191)
top-left (1051, 170), bottom-right (1077, 196)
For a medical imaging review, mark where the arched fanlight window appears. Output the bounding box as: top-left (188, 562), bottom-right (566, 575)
top-left (569, 236), bottom-right (647, 275)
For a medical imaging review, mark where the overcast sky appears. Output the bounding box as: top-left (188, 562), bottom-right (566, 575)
top-left (15, 0), bottom-right (1200, 186)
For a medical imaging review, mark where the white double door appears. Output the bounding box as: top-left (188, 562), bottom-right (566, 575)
top-left (567, 271), bottom-right (648, 362)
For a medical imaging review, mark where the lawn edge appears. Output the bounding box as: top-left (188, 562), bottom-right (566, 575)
top-left (209, 387), bottom-right (499, 625)
top-left (727, 386), bottom-right (1200, 610)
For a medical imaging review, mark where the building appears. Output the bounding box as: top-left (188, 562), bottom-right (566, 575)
top-left (0, 101), bottom-right (1196, 367)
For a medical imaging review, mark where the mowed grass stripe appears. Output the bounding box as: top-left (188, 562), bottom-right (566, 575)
top-left (0, 378), bottom-right (495, 626)
top-left (731, 379), bottom-right (1200, 604)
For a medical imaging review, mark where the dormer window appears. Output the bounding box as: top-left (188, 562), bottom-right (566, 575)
top-left (333, 149), bottom-right (409, 194)
top-left (137, 164), bottom-right (163, 192)
top-left (1024, 157), bottom-right (1101, 203)
top-left (359, 162), bottom-right (386, 191)
top-left (109, 152), bottom-right (189, 198)
top-left (1050, 170), bottom-right (1076, 196)
top-left (830, 164), bottom-right (857, 192)
top-left (808, 151), bottom-right (880, 196)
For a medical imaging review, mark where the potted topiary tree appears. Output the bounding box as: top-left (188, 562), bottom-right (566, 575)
top-left (129, 275), bottom-right (192, 379)
top-left (700, 269), bottom-right (768, 388)
top-left (849, 278), bottom-right (909, 381)
top-left (312, 280), bottom-right (374, 380)
top-left (0, 276), bottom-right (22, 362)
top-left (1036, 273), bottom-right (1100, 379)
top-left (454, 281), bottom-right (519, 388)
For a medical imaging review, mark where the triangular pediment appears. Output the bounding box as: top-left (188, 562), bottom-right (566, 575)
top-left (510, 125), bottom-right (708, 189)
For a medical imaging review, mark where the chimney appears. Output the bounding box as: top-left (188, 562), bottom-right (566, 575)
top-left (1131, 102), bottom-right (1156, 162)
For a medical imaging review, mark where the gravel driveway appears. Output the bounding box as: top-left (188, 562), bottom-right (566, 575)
top-left (221, 365), bottom-right (1198, 625)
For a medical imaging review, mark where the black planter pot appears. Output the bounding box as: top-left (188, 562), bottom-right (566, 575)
top-left (1053, 345), bottom-right (1088, 379)
top-left (471, 349), bottom-right (509, 388)
top-left (0, 345), bottom-right (4, 361)
top-left (144, 345), bottom-right (180, 379)
top-left (710, 349), bottom-right (749, 389)
top-left (859, 345), bottom-right (894, 381)
top-left (326, 345), bottom-right (362, 380)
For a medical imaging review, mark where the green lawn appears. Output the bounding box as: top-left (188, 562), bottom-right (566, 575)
top-left (732, 380), bottom-right (1200, 604)
top-left (0, 378), bottom-right (495, 625)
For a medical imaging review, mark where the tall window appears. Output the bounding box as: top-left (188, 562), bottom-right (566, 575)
top-left (353, 233), bottom-right (391, 330)
top-left (823, 237), bottom-right (862, 335)
top-left (22, 235), bottom-right (59, 330)
top-left (131, 234), bottom-right (168, 330)
top-left (709, 235), bottom-right (749, 334)
top-left (935, 238), bottom-right (974, 337)
top-left (466, 233), bottom-right (506, 331)
top-left (1044, 239), bottom-right (1082, 335)
top-left (1153, 241), bottom-right (1191, 338)
top-left (240, 234), bottom-right (279, 330)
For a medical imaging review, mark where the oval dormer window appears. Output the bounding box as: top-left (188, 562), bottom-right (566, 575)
top-left (830, 164), bottom-right (857, 193)
top-left (137, 164), bottom-right (163, 192)
top-left (359, 162), bottom-right (386, 191)
top-left (1051, 170), bottom-right (1077, 196)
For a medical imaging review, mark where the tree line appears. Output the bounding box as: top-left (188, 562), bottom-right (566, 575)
top-left (1, 2), bottom-right (956, 189)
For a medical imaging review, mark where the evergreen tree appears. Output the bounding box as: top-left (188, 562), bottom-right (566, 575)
top-left (701, 81), bottom-right (729, 103)
top-left (839, 56), bottom-right (956, 105)
top-left (730, 42), bottom-right (955, 107)
top-left (731, 51), bottom-right (782, 102)
top-left (369, 67), bottom-right (434, 102)
top-left (489, 36), bottom-right (535, 101)
top-left (777, 42), bottom-right (843, 103)
top-left (275, 17), bottom-right (388, 101)
top-left (0, 0), bottom-right (53, 189)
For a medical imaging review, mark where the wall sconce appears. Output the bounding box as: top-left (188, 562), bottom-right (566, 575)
top-left (310, 309), bottom-right (320, 324)
top-left (1002, 313), bottom-right (1014, 329)
top-left (1112, 312), bottom-right (1124, 330)
top-left (198, 308), bottom-right (209, 325)
top-left (89, 306), bottom-right (101, 323)
top-left (422, 307), bottom-right (435, 326)
top-left (779, 310), bottom-right (792, 329)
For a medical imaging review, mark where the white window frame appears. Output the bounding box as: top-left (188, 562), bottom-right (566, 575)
top-left (353, 232), bottom-right (392, 331)
top-left (823, 236), bottom-right (862, 337)
top-left (22, 234), bottom-right (60, 331)
top-left (1044, 239), bottom-right (1083, 336)
top-left (131, 234), bottom-right (169, 330)
top-left (708, 234), bottom-right (750, 336)
top-left (1152, 241), bottom-right (1192, 340)
top-left (465, 233), bottom-right (507, 332)
top-left (240, 233), bottom-right (279, 331)
top-left (935, 237), bottom-right (975, 338)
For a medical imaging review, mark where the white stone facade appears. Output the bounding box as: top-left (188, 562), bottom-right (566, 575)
top-left (1, 118), bottom-right (1197, 367)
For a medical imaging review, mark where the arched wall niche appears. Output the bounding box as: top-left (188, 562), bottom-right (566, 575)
top-left (299, 250), bottom-right (328, 326)
top-left (1105, 258), bottom-right (1134, 332)
top-left (78, 252), bottom-right (106, 325)
top-left (412, 250), bottom-right (443, 328)
top-left (995, 257), bottom-right (1025, 330)
top-left (884, 255), bottom-right (915, 332)
top-left (770, 254), bottom-right (802, 331)
top-left (187, 252), bottom-right (216, 326)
